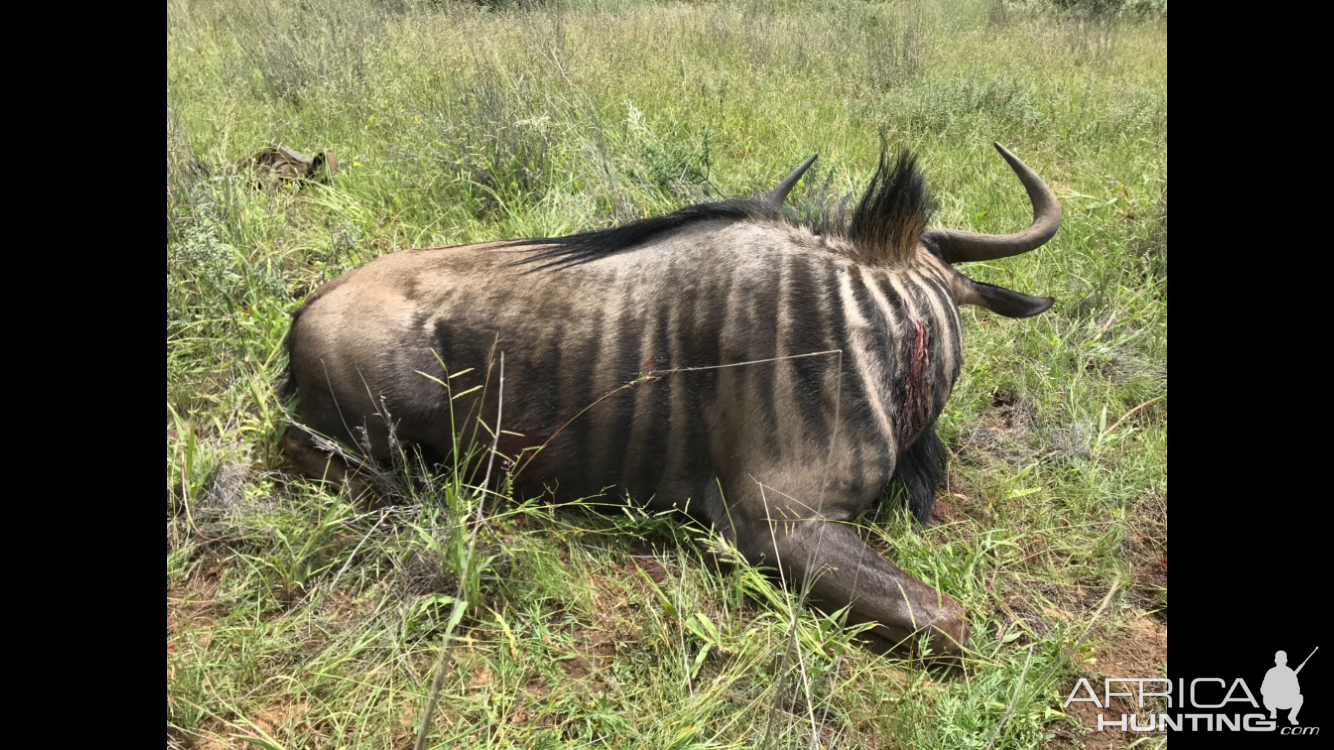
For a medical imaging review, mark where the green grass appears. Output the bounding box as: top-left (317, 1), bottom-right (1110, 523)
top-left (167, 1), bottom-right (1167, 748)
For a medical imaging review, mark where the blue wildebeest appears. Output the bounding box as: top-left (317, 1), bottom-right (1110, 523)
top-left (280, 142), bottom-right (1061, 656)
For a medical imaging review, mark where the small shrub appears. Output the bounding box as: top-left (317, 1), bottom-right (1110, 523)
top-left (633, 119), bottom-right (714, 198)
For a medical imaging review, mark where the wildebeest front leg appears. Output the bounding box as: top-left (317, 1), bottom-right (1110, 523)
top-left (798, 521), bottom-right (968, 654)
top-left (718, 482), bottom-right (968, 656)
top-left (279, 425), bottom-right (380, 509)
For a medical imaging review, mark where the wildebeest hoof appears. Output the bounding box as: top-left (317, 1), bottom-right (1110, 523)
top-left (926, 599), bottom-right (970, 659)
top-left (346, 477), bottom-right (386, 512)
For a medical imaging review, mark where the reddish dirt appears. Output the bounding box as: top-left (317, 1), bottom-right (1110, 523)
top-left (1048, 618), bottom-right (1169, 749)
top-left (632, 556), bottom-right (668, 584)
top-left (193, 730), bottom-right (232, 750)
top-left (924, 476), bottom-right (993, 550)
top-left (1049, 693), bottom-right (1142, 750)
top-left (1096, 618), bottom-right (1168, 684)
top-left (930, 495), bottom-right (965, 526)
top-left (930, 486), bottom-right (992, 527)
top-left (556, 565), bottom-right (651, 692)
top-left (253, 701), bottom-right (311, 736)
top-left (558, 619), bottom-right (619, 691)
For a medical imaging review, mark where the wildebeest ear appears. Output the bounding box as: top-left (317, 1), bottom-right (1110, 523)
top-left (961, 280), bottom-right (1055, 318)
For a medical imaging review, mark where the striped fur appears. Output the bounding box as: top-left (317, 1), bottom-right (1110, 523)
top-left (281, 145), bottom-right (1061, 656)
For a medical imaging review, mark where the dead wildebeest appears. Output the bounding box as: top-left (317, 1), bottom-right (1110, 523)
top-left (280, 142), bottom-right (1061, 656)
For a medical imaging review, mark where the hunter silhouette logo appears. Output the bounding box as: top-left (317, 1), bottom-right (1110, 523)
top-left (1264, 648), bottom-right (1316, 725)
top-left (1064, 646), bottom-right (1321, 734)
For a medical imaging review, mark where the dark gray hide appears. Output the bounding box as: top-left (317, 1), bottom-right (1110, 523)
top-left (281, 143), bottom-right (1062, 656)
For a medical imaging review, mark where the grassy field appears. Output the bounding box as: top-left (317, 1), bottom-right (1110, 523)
top-left (166, 1), bottom-right (1168, 747)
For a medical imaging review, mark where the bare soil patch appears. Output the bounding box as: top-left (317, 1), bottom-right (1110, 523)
top-left (556, 568), bottom-right (646, 692)
top-left (558, 619), bottom-right (619, 692)
top-left (1048, 693), bottom-right (1140, 750)
top-left (958, 390), bottom-right (1042, 466)
top-left (632, 556), bottom-right (669, 584)
top-left (927, 476), bottom-right (991, 537)
top-left (1096, 617), bottom-right (1167, 682)
top-left (1047, 618), bottom-right (1168, 749)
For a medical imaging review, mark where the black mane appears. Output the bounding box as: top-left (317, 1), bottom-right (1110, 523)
top-left (844, 149), bottom-right (931, 265)
top-left (516, 199), bottom-right (784, 270)
top-left (514, 146), bottom-right (931, 270)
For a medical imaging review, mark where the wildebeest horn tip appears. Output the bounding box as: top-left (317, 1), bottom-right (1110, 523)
top-left (923, 143), bottom-right (1062, 263)
top-left (769, 153), bottom-right (819, 206)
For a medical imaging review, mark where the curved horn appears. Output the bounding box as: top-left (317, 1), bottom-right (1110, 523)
top-left (923, 143), bottom-right (1061, 263)
top-left (768, 153), bottom-right (819, 205)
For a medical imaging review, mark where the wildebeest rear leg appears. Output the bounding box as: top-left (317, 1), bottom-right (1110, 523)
top-left (718, 482), bottom-right (968, 656)
top-left (279, 425), bottom-right (379, 508)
